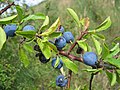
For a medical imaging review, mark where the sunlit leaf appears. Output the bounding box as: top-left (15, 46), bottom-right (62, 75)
top-left (111, 73), bottom-right (117, 86)
top-left (0, 15), bottom-right (17, 24)
top-left (77, 39), bottom-right (87, 51)
top-left (110, 43), bottom-right (119, 52)
top-left (105, 58), bottom-right (120, 68)
top-left (54, 56), bottom-right (60, 68)
top-left (48, 32), bottom-right (62, 38)
top-left (37, 38), bottom-right (51, 59)
top-left (95, 17), bottom-right (111, 32)
top-left (0, 27), bottom-right (6, 50)
top-left (92, 35), bottom-right (102, 55)
top-left (15, 31), bottom-right (36, 38)
top-left (62, 57), bottom-right (78, 74)
top-left (106, 44), bottom-right (120, 58)
top-left (102, 43), bottom-right (110, 59)
top-left (67, 8), bottom-right (80, 27)
top-left (92, 34), bottom-right (105, 41)
top-left (16, 5), bottom-right (24, 21)
top-left (40, 17), bottom-right (60, 36)
top-left (40, 16), bottom-right (49, 32)
top-left (22, 13), bottom-right (45, 22)
top-left (83, 69), bottom-right (102, 74)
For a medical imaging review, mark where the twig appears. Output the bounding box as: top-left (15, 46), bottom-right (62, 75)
top-left (0, 2), bottom-right (15, 15)
top-left (59, 50), bottom-right (83, 62)
top-left (67, 70), bottom-right (72, 88)
top-left (89, 73), bottom-right (94, 90)
top-left (67, 18), bottom-right (89, 54)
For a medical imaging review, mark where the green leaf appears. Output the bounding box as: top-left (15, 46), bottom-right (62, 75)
top-left (95, 17), bottom-right (111, 32)
top-left (40, 16), bottom-right (49, 31)
top-left (92, 34), bottom-right (105, 41)
top-left (83, 69), bottom-right (102, 74)
top-left (37, 38), bottom-right (51, 59)
top-left (48, 32), bottom-right (62, 38)
top-left (116, 72), bottom-right (120, 84)
top-left (62, 57), bottom-right (78, 74)
top-left (16, 5), bottom-right (24, 21)
top-left (111, 73), bottom-right (117, 86)
top-left (46, 41), bottom-right (58, 54)
top-left (0, 15), bottom-right (17, 24)
top-left (22, 13), bottom-right (45, 22)
top-left (116, 70), bottom-right (120, 75)
top-left (19, 48), bottom-right (30, 67)
top-left (106, 70), bottom-right (117, 86)
top-left (110, 43), bottom-right (119, 52)
top-left (113, 36), bottom-right (120, 42)
top-left (77, 39), bottom-right (87, 51)
top-left (102, 43), bottom-right (110, 59)
top-left (15, 31), bottom-right (36, 38)
top-left (105, 58), bottom-right (120, 69)
top-left (0, 27), bottom-right (6, 50)
top-left (54, 57), bottom-right (60, 68)
top-left (40, 17), bottom-right (60, 36)
top-left (106, 70), bottom-right (112, 84)
top-left (92, 35), bottom-right (102, 55)
top-left (106, 43), bottom-right (120, 58)
top-left (67, 8), bottom-right (80, 27)
top-left (23, 44), bottom-right (33, 53)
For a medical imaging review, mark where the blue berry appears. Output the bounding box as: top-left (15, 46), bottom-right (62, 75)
top-left (51, 58), bottom-right (63, 69)
top-left (4, 24), bottom-right (17, 37)
top-left (23, 25), bottom-right (35, 31)
top-left (83, 52), bottom-right (98, 66)
top-left (56, 75), bottom-right (68, 87)
top-left (59, 26), bottom-right (64, 33)
top-left (63, 31), bottom-right (74, 43)
top-left (55, 37), bottom-right (66, 50)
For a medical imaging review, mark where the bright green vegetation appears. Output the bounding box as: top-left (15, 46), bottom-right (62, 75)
top-left (0, 0), bottom-right (120, 90)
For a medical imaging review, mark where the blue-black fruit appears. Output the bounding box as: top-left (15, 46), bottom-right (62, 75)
top-left (55, 37), bottom-right (66, 50)
top-left (4, 24), bottom-right (17, 37)
top-left (59, 26), bottom-right (64, 33)
top-left (63, 31), bottom-right (74, 43)
top-left (23, 25), bottom-right (35, 31)
top-left (83, 52), bottom-right (98, 66)
top-left (51, 58), bottom-right (63, 69)
top-left (76, 46), bottom-right (83, 54)
top-left (34, 45), bottom-right (41, 52)
top-left (56, 75), bottom-right (68, 87)
top-left (39, 53), bottom-right (50, 63)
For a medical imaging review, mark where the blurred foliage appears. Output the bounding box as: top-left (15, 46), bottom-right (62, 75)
top-left (0, 0), bottom-right (120, 90)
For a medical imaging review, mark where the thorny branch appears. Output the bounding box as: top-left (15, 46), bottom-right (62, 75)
top-left (0, 2), bottom-right (15, 15)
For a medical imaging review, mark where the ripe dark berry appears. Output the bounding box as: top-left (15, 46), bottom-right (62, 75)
top-left (51, 58), bottom-right (63, 69)
top-left (83, 52), bottom-right (98, 66)
top-left (34, 45), bottom-right (41, 52)
top-left (55, 37), bottom-right (66, 50)
top-left (39, 54), bottom-right (50, 63)
top-left (56, 75), bottom-right (68, 87)
top-left (59, 26), bottom-right (64, 33)
top-left (4, 24), bottom-right (17, 37)
top-left (23, 25), bottom-right (35, 31)
top-left (63, 31), bottom-right (74, 43)
top-left (76, 46), bottom-right (83, 54)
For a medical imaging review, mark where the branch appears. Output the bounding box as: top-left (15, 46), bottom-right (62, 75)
top-left (67, 70), bottom-right (72, 88)
top-left (59, 50), bottom-right (83, 62)
top-left (89, 73), bottom-right (94, 90)
top-left (0, 2), bottom-right (15, 15)
top-left (67, 18), bottom-right (89, 54)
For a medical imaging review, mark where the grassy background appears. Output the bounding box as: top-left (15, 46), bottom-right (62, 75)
top-left (0, 0), bottom-right (120, 90)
